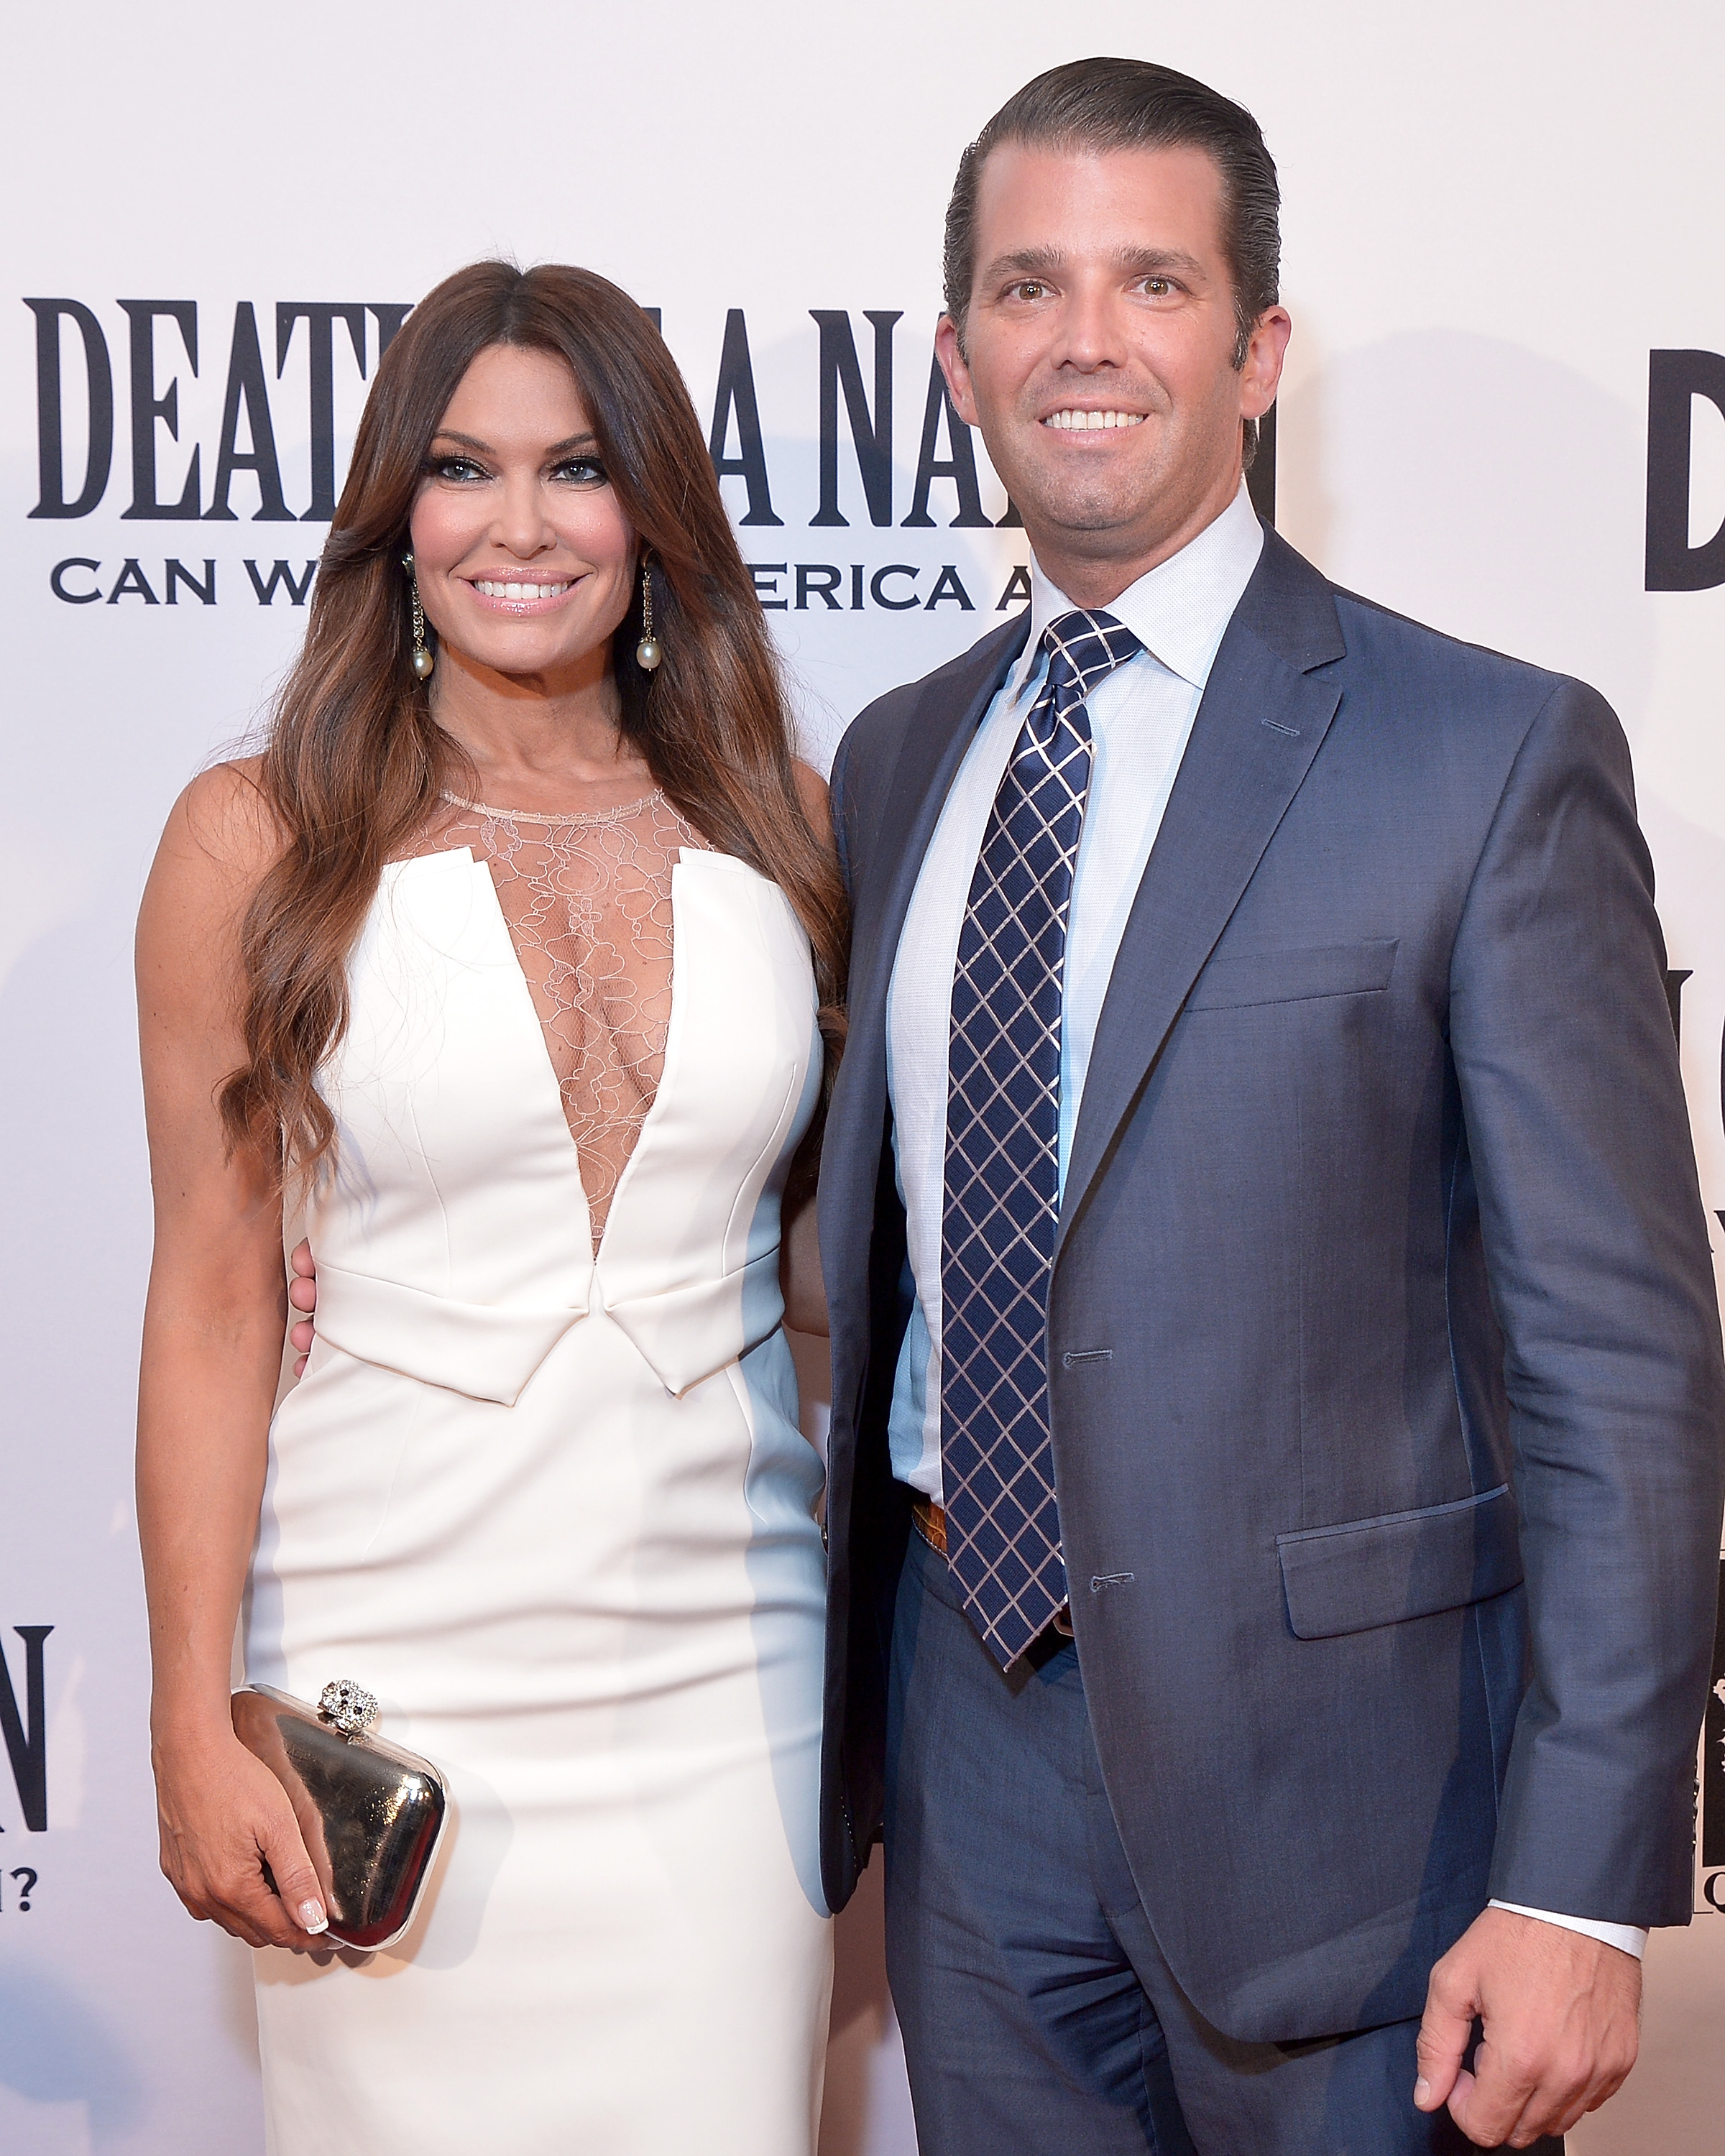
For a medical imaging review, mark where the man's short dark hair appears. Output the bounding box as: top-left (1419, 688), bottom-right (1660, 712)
top-left (943, 56), bottom-right (1282, 371)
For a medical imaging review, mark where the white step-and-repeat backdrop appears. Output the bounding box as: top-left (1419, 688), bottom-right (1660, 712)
top-left (4, 4), bottom-right (1724, 2150)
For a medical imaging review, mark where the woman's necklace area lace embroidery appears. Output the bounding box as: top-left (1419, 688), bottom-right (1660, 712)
top-left (400, 789), bottom-right (709, 1248)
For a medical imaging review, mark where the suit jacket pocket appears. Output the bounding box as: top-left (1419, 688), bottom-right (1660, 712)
top-left (1185, 937), bottom-right (1398, 1013)
top-left (1276, 1483), bottom-right (1522, 1640)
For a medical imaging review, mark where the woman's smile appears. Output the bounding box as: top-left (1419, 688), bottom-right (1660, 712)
top-left (461, 572), bottom-right (580, 615)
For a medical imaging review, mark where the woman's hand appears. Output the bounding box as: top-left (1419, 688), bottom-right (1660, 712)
top-left (288, 1240), bottom-right (318, 1376)
top-left (154, 1728), bottom-right (331, 1951)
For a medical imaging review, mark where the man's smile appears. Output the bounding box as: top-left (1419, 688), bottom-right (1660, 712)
top-left (1040, 408), bottom-right (1147, 430)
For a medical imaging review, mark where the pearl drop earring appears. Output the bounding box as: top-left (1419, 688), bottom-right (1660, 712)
top-left (635, 560), bottom-right (662, 673)
top-left (404, 552), bottom-right (434, 682)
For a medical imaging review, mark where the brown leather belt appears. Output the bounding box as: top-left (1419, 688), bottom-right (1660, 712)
top-left (911, 1491), bottom-right (949, 1553)
top-left (911, 1495), bottom-right (1074, 1639)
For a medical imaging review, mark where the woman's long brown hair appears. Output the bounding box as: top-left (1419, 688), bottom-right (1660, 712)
top-left (218, 262), bottom-right (847, 1183)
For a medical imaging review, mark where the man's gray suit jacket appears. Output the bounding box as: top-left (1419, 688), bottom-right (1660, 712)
top-left (815, 523), bottom-right (1725, 2045)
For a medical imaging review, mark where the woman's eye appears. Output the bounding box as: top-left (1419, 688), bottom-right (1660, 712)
top-left (429, 456), bottom-right (487, 482)
top-left (553, 456), bottom-right (607, 486)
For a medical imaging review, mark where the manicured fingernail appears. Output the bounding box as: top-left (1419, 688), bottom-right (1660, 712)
top-left (300, 1900), bottom-right (328, 1933)
top-left (1413, 2079), bottom-right (1430, 2106)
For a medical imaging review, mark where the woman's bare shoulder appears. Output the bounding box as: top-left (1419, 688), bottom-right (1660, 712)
top-left (160, 757), bottom-right (284, 890)
top-left (142, 759), bottom-right (286, 964)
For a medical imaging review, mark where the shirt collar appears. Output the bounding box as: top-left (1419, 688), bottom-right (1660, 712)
top-left (1003, 480), bottom-right (1266, 706)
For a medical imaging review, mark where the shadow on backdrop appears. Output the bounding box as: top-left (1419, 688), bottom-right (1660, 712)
top-left (1277, 329), bottom-right (1652, 730)
top-left (0, 1958), bottom-right (143, 2145)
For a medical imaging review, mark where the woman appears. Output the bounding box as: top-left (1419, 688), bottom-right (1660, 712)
top-left (136, 262), bottom-right (845, 2155)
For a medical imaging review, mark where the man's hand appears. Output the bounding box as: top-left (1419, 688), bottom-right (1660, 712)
top-left (288, 1240), bottom-right (318, 1376)
top-left (1414, 1907), bottom-right (1640, 2147)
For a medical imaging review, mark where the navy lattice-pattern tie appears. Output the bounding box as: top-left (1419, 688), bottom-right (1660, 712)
top-left (941, 608), bottom-right (1143, 1667)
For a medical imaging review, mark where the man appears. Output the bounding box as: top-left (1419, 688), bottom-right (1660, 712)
top-left (816, 55), bottom-right (1725, 2155)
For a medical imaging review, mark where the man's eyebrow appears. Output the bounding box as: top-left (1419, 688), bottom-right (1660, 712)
top-left (1113, 246), bottom-right (1205, 278)
top-left (428, 430), bottom-right (599, 456)
top-left (979, 245), bottom-right (1208, 285)
top-left (981, 248), bottom-right (1068, 285)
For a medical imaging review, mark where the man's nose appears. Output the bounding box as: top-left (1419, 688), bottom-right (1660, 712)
top-left (1052, 283), bottom-right (1128, 372)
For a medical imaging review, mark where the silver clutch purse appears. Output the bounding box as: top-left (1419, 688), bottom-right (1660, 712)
top-left (231, 1680), bottom-right (448, 1951)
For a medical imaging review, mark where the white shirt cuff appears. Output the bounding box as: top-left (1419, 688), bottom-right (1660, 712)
top-left (1488, 1900), bottom-right (1647, 1958)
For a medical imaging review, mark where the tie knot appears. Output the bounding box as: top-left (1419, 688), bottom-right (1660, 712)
top-left (1042, 608), bottom-right (1142, 698)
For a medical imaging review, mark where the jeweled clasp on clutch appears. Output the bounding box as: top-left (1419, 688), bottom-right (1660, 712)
top-left (318, 1678), bottom-right (380, 1741)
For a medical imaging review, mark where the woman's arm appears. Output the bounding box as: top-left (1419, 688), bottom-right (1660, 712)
top-left (780, 1174), bottom-right (829, 1337)
top-left (136, 765), bottom-right (328, 1950)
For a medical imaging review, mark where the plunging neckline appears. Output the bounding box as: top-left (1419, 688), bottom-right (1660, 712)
top-left (313, 833), bottom-right (819, 1399)
top-left (382, 839), bottom-right (739, 1266)
top-left (385, 790), bottom-right (711, 1253)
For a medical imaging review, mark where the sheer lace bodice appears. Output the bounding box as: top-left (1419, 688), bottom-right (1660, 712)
top-left (395, 788), bottom-right (709, 1248)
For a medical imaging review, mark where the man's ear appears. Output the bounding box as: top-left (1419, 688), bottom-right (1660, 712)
top-left (935, 314), bottom-right (980, 428)
top-left (1239, 305), bottom-right (1292, 421)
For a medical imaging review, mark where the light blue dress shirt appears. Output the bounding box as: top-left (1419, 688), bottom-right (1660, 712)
top-left (875, 481), bottom-right (1645, 1960)
top-left (885, 482), bottom-right (1264, 1505)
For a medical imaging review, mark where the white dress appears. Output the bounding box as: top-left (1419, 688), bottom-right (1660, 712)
top-left (244, 792), bottom-right (832, 2155)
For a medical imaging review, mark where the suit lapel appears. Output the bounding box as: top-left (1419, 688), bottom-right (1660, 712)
top-left (845, 614), bottom-right (1031, 1059)
top-left (1057, 537), bottom-right (1346, 1248)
